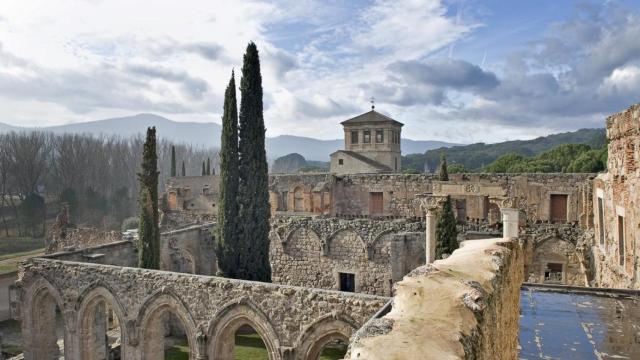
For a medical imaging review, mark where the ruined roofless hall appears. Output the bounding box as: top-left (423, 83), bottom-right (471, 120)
top-left (9, 103), bottom-right (640, 359)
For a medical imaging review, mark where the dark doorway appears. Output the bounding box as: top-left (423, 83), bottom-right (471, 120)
top-left (550, 194), bottom-right (568, 223)
top-left (544, 263), bottom-right (564, 284)
top-left (339, 273), bottom-right (355, 292)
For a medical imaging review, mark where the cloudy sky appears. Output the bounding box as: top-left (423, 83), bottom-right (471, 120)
top-left (0, 0), bottom-right (639, 143)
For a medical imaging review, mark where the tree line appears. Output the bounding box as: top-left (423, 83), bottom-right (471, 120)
top-left (0, 131), bottom-right (217, 237)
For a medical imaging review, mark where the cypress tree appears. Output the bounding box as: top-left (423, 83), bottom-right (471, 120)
top-left (202, 161), bottom-right (206, 176)
top-left (438, 152), bottom-right (449, 181)
top-left (217, 71), bottom-right (240, 278)
top-left (137, 127), bottom-right (160, 269)
top-left (206, 157), bottom-right (211, 175)
top-left (170, 145), bottom-right (176, 177)
top-left (237, 42), bottom-right (271, 281)
top-left (181, 161), bottom-right (186, 176)
top-left (436, 196), bottom-right (458, 259)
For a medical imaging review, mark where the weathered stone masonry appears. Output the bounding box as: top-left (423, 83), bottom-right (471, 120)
top-left (14, 257), bottom-right (387, 360)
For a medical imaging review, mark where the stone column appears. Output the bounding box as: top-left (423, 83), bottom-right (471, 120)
top-left (425, 208), bottom-right (437, 264)
top-left (502, 208), bottom-right (519, 239)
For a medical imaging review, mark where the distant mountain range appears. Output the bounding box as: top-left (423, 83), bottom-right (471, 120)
top-left (0, 113), bottom-right (459, 161)
top-left (403, 128), bottom-right (607, 172)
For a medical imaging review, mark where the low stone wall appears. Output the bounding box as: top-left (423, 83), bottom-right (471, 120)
top-left (14, 258), bottom-right (387, 360)
top-left (0, 271), bottom-right (16, 321)
top-left (346, 238), bottom-right (523, 360)
top-left (45, 227), bottom-right (122, 254)
top-left (42, 240), bottom-right (138, 267)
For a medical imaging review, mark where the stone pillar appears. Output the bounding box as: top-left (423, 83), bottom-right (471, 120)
top-left (425, 208), bottom-right (437, 264)
top-left (502, 208), bottom-right (519, 239)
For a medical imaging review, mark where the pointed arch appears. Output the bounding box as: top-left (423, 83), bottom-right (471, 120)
top-left (76, 284), bottom-right (128, 359)
top-left (137, 289), bottom-right (198, 360)
top-left (295, 313), bottom-right (358, 360)
top-left (207, 297), bottom-right (282, 360)
top-left (21, 275), bottom-right (68, 359)
top-left (327, 228), bottom-right (366, 249)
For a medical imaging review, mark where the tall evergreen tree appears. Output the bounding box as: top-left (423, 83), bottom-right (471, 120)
top-left (170, 145), bottom-right (176, 177)
top-left (436, 196), bottom-right (458, 259)
top-left (237, 42), bottom-right (271, 281)
top-left (181, 161), bottom-right (186, 176)
top-left (137, 127), bottom-right (160, 269)
top-left (206, 157), bottom-right (211, 175)
top-left (438, 152), bottom-right (449, 181)
top-left (202, 161), bottom-right (206, 176)
top-left (217, 71), bottom-right (240, 278)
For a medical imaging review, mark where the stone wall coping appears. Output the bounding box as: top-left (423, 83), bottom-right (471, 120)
top-left (23, 257), bottom-right (390, 302)
top-left (39, 240), bottom-right (133, 259)
top-left (161, 222), bottom-right (215, 236)
top-left (522, 283), bottom-right (640, 298)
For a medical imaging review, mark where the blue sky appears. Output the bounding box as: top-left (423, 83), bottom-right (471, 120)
top-left (0, 0), bottom-right (639, 143)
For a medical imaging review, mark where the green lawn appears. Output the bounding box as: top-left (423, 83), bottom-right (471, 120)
top-left (164, 334), bottom-right (347, 360)
top-left (0, 237), bottom-right (44, 258)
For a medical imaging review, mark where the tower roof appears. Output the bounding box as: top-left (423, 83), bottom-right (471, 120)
top-left (341, 110), bottom-right (404, 127)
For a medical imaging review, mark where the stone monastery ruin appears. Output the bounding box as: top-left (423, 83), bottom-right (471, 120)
top-left (8, 103), bottom-right (640, 359)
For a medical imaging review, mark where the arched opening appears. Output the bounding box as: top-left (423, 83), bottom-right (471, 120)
top-left (78, 288), bottom-right (126, 360)
top-left (296, 316), bottom-right (355, 360)
top-left (209, 303), bottom-right (280, 360)
top-left (312, 335), bottom-right (349, 360)
top-left (233, 324), bottom-right (269, 359)
top-left (30, 287), bottom-right (65, 359)
top-left (142, 306), bottom-right (191, 360)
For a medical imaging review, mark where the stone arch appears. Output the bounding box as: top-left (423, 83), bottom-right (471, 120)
top-left (76, 284), bottom-right (128, 359)
top-left (21, 276), bottom-right (68, 359)
top-left (295, 313), bottom-right (358, 360)
top-left (137, 289), bottom-right (198, 360)
top-left (370, 230), bottom-right (395, 261)
top-left (530, 236), bottom-right (583, 285)
top-left (327, 228), bottom-right (366, 258)
top-left (285, 226), bottom-right (322, 254)
top-left (208, 298), bottom-right (281, 360)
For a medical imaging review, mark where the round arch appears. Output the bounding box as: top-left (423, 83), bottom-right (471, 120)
top-left (137, 290), bottom-right (198, 360)
top-left (76, 285), bottom-right (128, 359)
top-left (208, 299), bottom-right (282, 360)
top-left (22, 276), bottom-right (67, 359)
top-left (285, 227), bottom-right (322, 253)
top-left (326, 228), bottom-right (367, 256)
top-left (295, 314), bottom-right (357, 360)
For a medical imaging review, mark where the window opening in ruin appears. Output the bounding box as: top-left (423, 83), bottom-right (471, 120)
top-left (234, 324), bottom-right (268, 358)
top-left (395, 157), bottom-right (398, 171)
top-left (375, 129), bottom-right (384, 143)
top-left (618, 215), bottom-right (625, 266)
top-left (544, 263), bottom-right (564, 284)
top-left (281, 191), bottom-right (288, 211)
top-left (363, 130), bottom-right (371, 143)
top-left (339, 159), bottom-right (344, 165)
top-left (319, 338), bottom-right (349, 359)
top-left (294, 187), bottom-right (304, 212)
top-left (81, 298), bottom-right (123, 360)
top-left (369, 192), bottom-right (383, 216)
top-left (597, 197), bottom-right (605, 247)
top-left (351, 130), bottom-right (358, 144)
top-left (550, 194), bottom-right (568, 223)
top-left (143, 310), bottom-right (190, 359)
top-left (339, 272), bottom-right (355, 292)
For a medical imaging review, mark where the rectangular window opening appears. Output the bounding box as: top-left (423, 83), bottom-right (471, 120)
top-left (350, 130), bottom-right (358, 144)
top-left (375, 129), bottom-right (384, 143)
top-left (363, 130), bottom-right (371, 143)
top-left (597, 197), bottom-right (605, 247)
top-left (338, 159), bottom-right (344, 165)
top-left (618, 215), bottom-right (625, 266)
top-left (544, 263), bottom-right (564, 284)
top-left (339, 272), bottom-right (355, 292)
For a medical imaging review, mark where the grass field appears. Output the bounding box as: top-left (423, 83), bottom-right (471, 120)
top-left (0, 237), bottom-right (45, 274)
top-left (165, 334), bottom-right (347, 360)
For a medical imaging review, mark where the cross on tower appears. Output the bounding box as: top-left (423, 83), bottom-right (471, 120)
top-left (370, 96), bottom-right (375, 110)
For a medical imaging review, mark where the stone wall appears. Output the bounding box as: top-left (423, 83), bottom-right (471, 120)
top-left (45, 228), bottom-right (122, 254)
top-left (161, 223), bottom-right (217, 275)
top-left (270, 217), bottom-right (424, 296)
top-left (592, 103), bottom-right (640, 289)
top-left (42, 240), bottom-right (138, 267)
top-left (345, 237), bottom-right (523, 360)
top-left (13, 257), bottom-right (387, 360)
